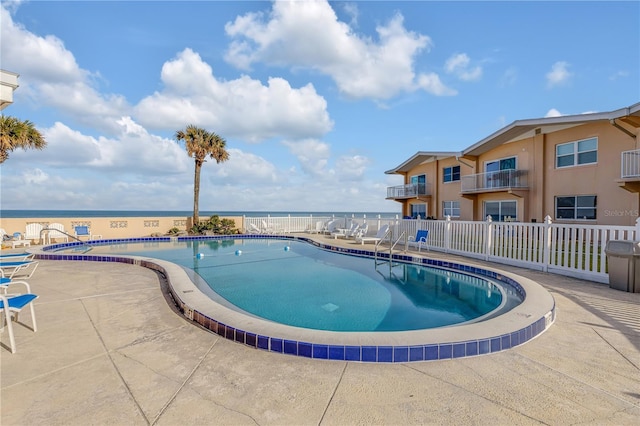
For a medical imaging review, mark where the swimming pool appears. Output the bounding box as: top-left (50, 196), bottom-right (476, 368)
top-left (54, 238), bottom-right (518, 332)
top-left (39, 235), bottom-right (556, 362)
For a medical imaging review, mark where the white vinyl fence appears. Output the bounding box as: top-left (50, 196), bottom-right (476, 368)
top-left (244, 214), bottom-right (637, 284)
top-left (395, 216), bottom-right (637, 284)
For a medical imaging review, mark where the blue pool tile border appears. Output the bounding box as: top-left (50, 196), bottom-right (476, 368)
top-left (37, 234), bottom-right (556, 363)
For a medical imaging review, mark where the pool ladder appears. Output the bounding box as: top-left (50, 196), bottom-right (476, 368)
top-left (40, 228), bottom-right (93, 253)
top-left (374, 229), bottom-right (403, 269)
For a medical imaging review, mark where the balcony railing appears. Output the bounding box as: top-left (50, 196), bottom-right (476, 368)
top-left (621, 149), bottom-right (640, 179)
top-left (386, 183), bottom-right (431, 199)
top-left (461, 169), bottom-right (528, 193)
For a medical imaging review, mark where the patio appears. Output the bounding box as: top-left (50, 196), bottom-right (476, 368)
top-left (1, 240), bottom-right (639, 425)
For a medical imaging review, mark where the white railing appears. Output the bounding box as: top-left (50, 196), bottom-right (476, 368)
top-left (396, 216), bottom-right (637, 284)
top-left (242, 214), bottom-right (637, 284)
top-left (386, 183), bottom-right (431, 199)
top-left (461, 169), bottom-right (528, 193)
top-left (621, 149), bottom-right (640, 179)
top-left (243, 214), bottom-right (400, 236)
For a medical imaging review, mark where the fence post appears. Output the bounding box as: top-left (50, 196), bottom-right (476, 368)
top-left (484, 215), bottom-right (493, 261)
top-left (445, 215), bottom-right (451, 253)
top-left (635, 217), bottom-right (640, 240)
top-left (542, 215), bottom-right (552, 272)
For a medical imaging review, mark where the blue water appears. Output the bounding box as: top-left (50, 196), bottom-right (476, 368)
top-left (68, 238), bottom-right (508, 332)
top-left (0, 210), bottom-right (400, 219)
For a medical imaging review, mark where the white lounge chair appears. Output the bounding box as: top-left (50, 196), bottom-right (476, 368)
top-left (248, 223), bottom-right (263, 234)
top-left (322, 220), bottom-right (340, 235)
top-left (356, 224), bottom-right (389, 245)
top-left (408, 229), bottom-right (429, 252)
top-left (0, 279), bottom-right (38, 353)
top-left (1, 229), bottom-right (30, 249)
top-left (46, 223), bottom-right (69, 244)
top-left (307, 220), bottom-right (325, 234)
top-left (24, 223), bottom-right (44, 244)
top-left (332, 222), bottom-right (359, 239)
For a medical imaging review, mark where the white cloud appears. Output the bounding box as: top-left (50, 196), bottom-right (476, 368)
top-left (545, 108), bottom-right (563, 117)
top-left (9, 120), bottom-right (190, 175)
top-left (335, 154), bottom-right (370, 181)
top-left (0, 6), bottom-right (131, 135)
top-left (546, 61), bottom-right (572, 88)
top-left (499, 67), bottom-right (518, 87)
top-left (445, 53), bottom-right (482, 81)
top-left (134, 48), bottom-right (333, 141)
top-left (282, 139), bottom-right (331, 177)
top-left (224, 0), bottom-right (454, 99)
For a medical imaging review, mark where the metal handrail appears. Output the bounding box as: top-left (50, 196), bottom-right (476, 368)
top-left (41, 228), bottom-right (93, 253)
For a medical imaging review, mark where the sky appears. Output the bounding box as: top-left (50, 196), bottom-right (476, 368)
top-left (1, 0), bottom-right (638, 214)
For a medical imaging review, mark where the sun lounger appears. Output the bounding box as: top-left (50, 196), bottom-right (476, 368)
top-left (356, 224), bottom-right (389, 245)
top-left (0, 252), bottom-right (35, 261)
top-left (1, 229), bottom-right (31, 249)
top-left (0, 260), bottom-right (39, 279)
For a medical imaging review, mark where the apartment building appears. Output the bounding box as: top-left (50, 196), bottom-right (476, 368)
top-left (386, 102), bottom-right (640, 226)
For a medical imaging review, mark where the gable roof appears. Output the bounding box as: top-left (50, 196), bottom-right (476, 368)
top-left (463, 102), bottom-right (640, 156)
top-left (385, 151), bottom-right (461, 174)
top-left (385, 102), bottom-right (640, 174)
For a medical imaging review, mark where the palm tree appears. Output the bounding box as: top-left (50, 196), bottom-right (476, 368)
top-left (175, 125), bottom-right (229, 226)
top-left (0, 115), bottom-right (47, 163)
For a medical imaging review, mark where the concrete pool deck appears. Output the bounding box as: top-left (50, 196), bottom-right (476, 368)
top-left (1, 236), bottom-right (639, 425)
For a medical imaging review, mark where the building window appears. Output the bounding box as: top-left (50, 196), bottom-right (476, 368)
top-left (484, 200), bottom-right (517, 222)
top-left (555, 195), bottom-right (597, 220)
top-left (443, 166), bottom-right (460, 183)
top-left (410, 203), bottom-right (427, 219)
top-left (556, 138), bottom-right (598, 168)
top-left (443, 201), bottom-right (460, 217)
top-left (410, 174), bottom-right (427, 195)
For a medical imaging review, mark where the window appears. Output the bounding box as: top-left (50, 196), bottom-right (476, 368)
top-left (443, 166), bottom-right (460, 183)
top-left (410, 174), bottom-right (427, 196)
top-left (555, 195), bottom-right (597, 220)
top-left (485, 157), bottom-right (516, 188)
top-left (443, 201), bottom-right (460, 217)
top-left (410, 203), bottom-right (427, 219)
top-left (484, 200), bottom-right (517, 222)
top-left (556, 138), bottom-right (598, 168)
top-left (486, 157), bottom-right (516, 172)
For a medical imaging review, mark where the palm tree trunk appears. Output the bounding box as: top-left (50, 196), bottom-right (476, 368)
top-left (193, 160), bottom-right (202, 225)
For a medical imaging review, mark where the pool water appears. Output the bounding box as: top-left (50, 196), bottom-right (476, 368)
top-left (76, 238), bottom-right (513, 331)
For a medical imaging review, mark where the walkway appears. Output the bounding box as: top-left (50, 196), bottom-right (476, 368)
top-left (1, 239), bottom-right (639, 425)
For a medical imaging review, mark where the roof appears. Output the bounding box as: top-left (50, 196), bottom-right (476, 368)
top-left (463, 102), bottom-right (640, 156)
top-left (386, 102), bottom-right (640, 174)
top-left (385, 151), bottom-right (461, 175)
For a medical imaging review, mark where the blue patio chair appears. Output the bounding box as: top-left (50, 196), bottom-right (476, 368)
top-left (408, 229), bottom-right (429, 252)
top-left (1, 288), bottom-right (38, 353)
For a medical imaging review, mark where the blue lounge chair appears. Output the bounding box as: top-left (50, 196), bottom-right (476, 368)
top-left (1, 287), bottom-right (38, 353)
top-left (0, 260), bottom-right (39, 279)
top-left (408, 229), bottom-right (429, 252)
top-left (0, 252), bottom-right (35, 261)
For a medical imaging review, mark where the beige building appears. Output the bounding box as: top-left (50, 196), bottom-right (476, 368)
top-left (386, 102), bottom-right (640, 226)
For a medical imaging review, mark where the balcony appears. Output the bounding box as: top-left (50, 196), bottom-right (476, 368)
top-left (386, 183), bottom-right (431, 200)
top-left (461, 169), bottom-right (528, 195)
top-left (618, 149), bottom-right (640, 192)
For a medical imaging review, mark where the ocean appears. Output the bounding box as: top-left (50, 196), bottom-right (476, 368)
top-left (0, 210), bottom-right (400, 219)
